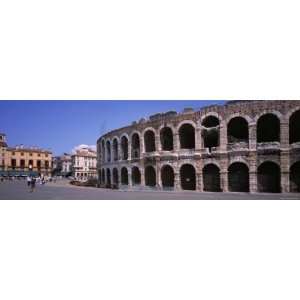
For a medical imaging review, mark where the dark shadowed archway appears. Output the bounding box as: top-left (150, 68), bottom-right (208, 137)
top-left (180, 164), bottom-right (196, 190)
top-left (161, 165), bottom-right (174, 188)
top-left (112, 168), bottom-right (119, 187)
top-left (202, 116), bottom-right (220, 148)
top-left (113, 139), bottom-right (118, 161)
top-left (106, 168), bottom-right (111, 187)
top-left (203, 164), bottom-right (221, 192)
top-left (106, 141), bottom-right (111, 162)
top-left (289, 110), bottom-right (300, 144)
top-left (227, 117), bottom-right (249, 144)
top-left (290, 161), bottom-right (300, 192)
top-left (145, 165), bottom-right (156, 187)
top-left (101, 140), bottom-right (105, 162)
top-left (144, 130), bottom-right (156, 152)
top-left (160, 127), bottom-right (173, 151)
top-left (132, 166), bottom-right (141, 185)
top-left (179, 124), bottom-right (195, 149)
top-left (257, 161), bottom-right (281, 193)
top-left (101, 169), bottom-right (105, 184)
top-left (121, 136), bottom-right (129, 160)
top-left (121, 167), bottom-right (128, 185)
top-left (257, 114), bottom-right (280, 143)
top-left (131, 133), bottom-right (140, 159)
top-left (228, 162), bottom-right (249, 192)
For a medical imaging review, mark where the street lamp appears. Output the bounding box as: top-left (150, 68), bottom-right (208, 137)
top-left (29, 164), bottom-right (33, 177)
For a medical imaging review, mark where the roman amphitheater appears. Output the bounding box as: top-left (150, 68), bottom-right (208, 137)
top-left (97, 100), bottom-right (300, 194)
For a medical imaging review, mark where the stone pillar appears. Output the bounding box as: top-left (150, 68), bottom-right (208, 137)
top-left (280, 150), bottom-right (290, 193)
top-left (140, 168), bottom-right (145, 186)
top-left (280, 121), bottom-right (289, 149)
top-left (128, 140), bottom-right (132, 161)
top-left (249, 151), bottom-right (257, 193)
top-left (220, 171), bottom-right (228, 192)
top-left (117, 142), bottom-right (121, 161)
top-left (219, 122), bottom-right (227, 151)
top-left (128, 169), bottom-right (132, 188)
top-left (140, 135), bottom-right (145, 156)
top-left (195, 126), bottom-right (202, 151)
top-left (197, 172), bottom-right (203, 192)
top-left (249, 123), bottom-right (257, 150)
top-left (174, 172), bottom-right (181, 191)
top-left (174, 133), bottom-right (180, 152)
top-left (156, 163), bottom-right (162, 189)
top-left (155, 133), bottom-right (161, 152)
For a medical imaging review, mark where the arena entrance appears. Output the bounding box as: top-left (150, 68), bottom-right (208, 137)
top-left (257, 114), bottom-right (280, 143)
top-left (121, 167), bottom-right (128, 185)
top-left (160, 127), bottom-right (173, 151)
top-left (228, 162), bottom-right (249, 192)
top-left (131, 133), bottom-right (140, 159)
top-left (132, 166), bottom-right (141, 185)
top-left (161, 165), bottom-right (174, 188)
top-left (144, 130), bottom-right (156, 152)
top-left (203, 164), bottom-right (221, 192)
top-left (112, 168), bottom-right (119, 187)
top-left (290, 161), bottom-right (300, 192)
top-left (145, 166), bottom-right (156, 187)
top-left (179, 124), bottom-right (195, 149)
top-left (257, 161), bottom-right (281, 193)
top-left (180, 164), bottom-right (196, 190)
top-left (227, 117), bottom-right (249, 144)
top-left (289, 110), bottom-right (300, 144)
top-left (106, 169), bottom-right (111, 187)
top-left (121, 136), bottom-right (129, 160)
top-left (202, 116), bottom-right (220, 149)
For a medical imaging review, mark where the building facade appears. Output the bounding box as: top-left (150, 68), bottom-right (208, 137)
top-left (97, 100), bottom-right (300, 193)
top-left (71, 147), bottom-right (97, 180)
top-left (0, 133), bottom-right (52, 176)
top-left (52, 153), bottom-right (72, 176)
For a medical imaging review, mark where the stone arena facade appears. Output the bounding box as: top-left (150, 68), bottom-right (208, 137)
top-left (96, 100), bottom-right (300, 193)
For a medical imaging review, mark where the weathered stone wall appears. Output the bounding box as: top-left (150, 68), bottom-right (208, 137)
top-left (97, 100), bottom-right (300, 193)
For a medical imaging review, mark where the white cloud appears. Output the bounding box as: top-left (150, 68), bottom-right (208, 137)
top-left (71, 144), bottom-right (96, 154)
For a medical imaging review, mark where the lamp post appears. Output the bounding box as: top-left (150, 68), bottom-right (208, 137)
top-left (29, 164), bottom-right (33, 177)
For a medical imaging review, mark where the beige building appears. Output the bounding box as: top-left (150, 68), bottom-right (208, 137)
top-left (71, 147), bottom-right (97, 180)
top-left (0, 133), bottom-right (52, 176)
top-left (52, 153), bottom-right (72, 176)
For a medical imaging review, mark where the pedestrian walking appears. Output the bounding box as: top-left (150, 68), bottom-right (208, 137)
top-left (27, 175), bottom-right (31, 187)
top-left (30, 177), bottom-right (36, 193)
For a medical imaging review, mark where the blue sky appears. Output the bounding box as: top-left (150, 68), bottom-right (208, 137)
top-left (0, 100), bottom-right (225, 155)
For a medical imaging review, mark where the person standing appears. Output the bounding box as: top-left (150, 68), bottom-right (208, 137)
top-left (27, 175), bottom-right (31, 187)
top-left (30, 177), bottom-right (36, 193)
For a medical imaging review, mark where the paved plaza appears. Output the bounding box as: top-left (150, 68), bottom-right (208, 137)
top-left (0, 180), bottom-right (299, 200)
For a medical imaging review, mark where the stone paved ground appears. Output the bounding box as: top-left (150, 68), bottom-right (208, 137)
top-left (0, 180), bottom-right (299, 200)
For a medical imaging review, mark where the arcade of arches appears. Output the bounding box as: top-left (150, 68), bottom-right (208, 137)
top-left (98, 105), bottom-right (300, 194)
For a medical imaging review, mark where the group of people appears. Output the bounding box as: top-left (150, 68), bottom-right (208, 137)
top-left (26, 175), bottom-right (50, 192)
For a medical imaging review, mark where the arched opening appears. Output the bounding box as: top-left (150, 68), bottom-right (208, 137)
top-left (101, 169), bottom-right (105, 184)
top-left (98, 170), bottom-right (102, 184)
top-left (257, 114), bottom-right (280, 143)
top-left (131, 133), bottom-right (140, 159)
top-left (121, 136), bottom-right (129, 160)
top-left (132, 166), bottom-right (141, 185)
top-left (161, 165), bottom-right (174, 188)
top-left (160, 127), bottom-right (173, 151)
top-left (106, 168), bottom-right (111, 187)
top-left (289, 110), bottom-right (300, 144)
top-left (121, 167), bottom-right (128, 185)
top-left (112, 168), bottom-right (119, 187)
top-left (203, 164), bottom-right (221, 192)
top-left (144, 130), bottom-right (156, 152)
top-left (145, 165), bottom-right (156, 187)
top-left (106, 141), bottom-right (111, 162)
top-left (228, 162), bottom-right (249, 192)
top-left (180, 164), bottom-right (196, 190)
top-left (257, 161), bottom-right (281, 193)
top-left (101, 140), bottom-right (105, 162)
top-left (113, 139), bottom-right (118, 161)
top-left (202, 116), bottom-right (220, 149)
top-left (179, 124), bottom-right (195, 149)
top-left (290, 161), bottom-right (300, 192)
top-left (227, 117), bottom-right (249, 144)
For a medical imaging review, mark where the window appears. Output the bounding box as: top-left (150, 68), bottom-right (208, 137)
top-left (21, 152), bottom-right (24, 156)
top-left (12, 152), bottom-right (15, 155)
top-left (29, 153), bottom-right (33, 156)
top-left (38, 153), bottom-right (41, 157)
